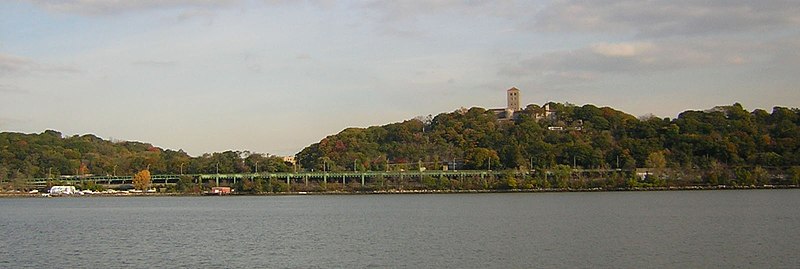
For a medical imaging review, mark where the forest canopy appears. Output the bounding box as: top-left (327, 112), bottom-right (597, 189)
top-left (296, 103), bottom-right (800, 173)
top-left (1, 102), bottom-right (798, 182)
top-left (0, 130), bottom-right (291, 181)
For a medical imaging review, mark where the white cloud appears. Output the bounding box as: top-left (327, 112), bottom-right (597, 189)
top-left (591, 42), bottom-right (654, 57)
top-left (501, 37), bottom-right (800, 82)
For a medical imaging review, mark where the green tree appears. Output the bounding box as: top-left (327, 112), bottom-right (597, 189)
top-left (645, 151), bottom-right (668, 185)
top-left (177, 175), bottom-right (199, 193)
top-left (790, 166), bottom-right (800, 185)
top-left (735, 167), bottom-right (754, 186)
top-left (553, 165), bottom-right (571, 189)
top-left (464, 148), bottom-right (500, 170)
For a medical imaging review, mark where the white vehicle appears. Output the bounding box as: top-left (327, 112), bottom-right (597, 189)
top-left (49, 186), bottom-right (78, 195)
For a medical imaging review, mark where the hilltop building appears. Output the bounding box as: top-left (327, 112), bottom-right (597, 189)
top-left (537, 103), bottom-right (557, 121)
top-left (283, 156), bottom-right (296, 165)
top-left (491, 87), bottom-right (522, 120)
top-left (487, 87), bottom-right (560, 122)
top-left (507, 87), bottom-right (520, 112)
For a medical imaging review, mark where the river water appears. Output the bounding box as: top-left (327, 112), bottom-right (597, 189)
top-left (1, 190), bottom-right (798, 268)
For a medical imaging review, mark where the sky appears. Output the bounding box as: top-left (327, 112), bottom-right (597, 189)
top-left (1, 0), bottom-right (799, 156)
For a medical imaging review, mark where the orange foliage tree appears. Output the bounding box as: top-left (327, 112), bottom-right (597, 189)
top-left (133, 169), bottom-right (151, 191)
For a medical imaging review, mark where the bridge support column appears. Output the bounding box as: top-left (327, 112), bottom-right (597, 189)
top-left (361, 174), bottom-right (365, 187)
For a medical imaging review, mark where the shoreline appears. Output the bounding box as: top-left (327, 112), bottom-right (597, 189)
top-left (1, 184), bottom-right (797, 198)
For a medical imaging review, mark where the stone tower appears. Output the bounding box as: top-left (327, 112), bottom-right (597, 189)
top-left (507, 87), bottom-right (520, 111)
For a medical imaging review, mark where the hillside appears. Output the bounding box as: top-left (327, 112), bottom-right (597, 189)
top-left (0, 130), bottom-right (290, 181)
top-left (297, 102), bottom-right (800, 182)
top-left (2, 102), bottom-right (799, 186)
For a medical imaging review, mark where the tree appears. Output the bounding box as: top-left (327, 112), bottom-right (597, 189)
top-left (753, 166), bottom-right (769, 185)
top-left (791, 166), bottom-right (800, 185)
top-left (133, 169), bottom-right (151, 191)
top-left (553, 165), bottom-right (572, 189)
top-left (645, 151), bottom-right (667, 185)
top-left (464, 148), bottom-right (500, 170)
top-left (735, 167), bottom-right (754, 186)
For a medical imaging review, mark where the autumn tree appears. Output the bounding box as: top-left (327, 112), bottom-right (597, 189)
top-left (133, 169), bottom-right (151, 191)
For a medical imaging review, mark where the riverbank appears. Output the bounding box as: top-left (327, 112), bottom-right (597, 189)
top-left (2, 184), bottom-right (797, 198)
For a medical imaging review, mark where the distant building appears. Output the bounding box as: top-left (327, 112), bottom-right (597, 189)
top-left (491, 87), bottom-right (523, 120)
top-left (209, 186), bottom-right (232, 195)
top-left (507, 87), bottom-right (520, 112)
top-left (283, 156), bottom-right (296, 165)
top-left (544, 104), bottom-right (556, 120)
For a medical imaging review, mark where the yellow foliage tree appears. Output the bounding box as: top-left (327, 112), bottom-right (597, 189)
top-left (133, 169), bottom-right (151, 191)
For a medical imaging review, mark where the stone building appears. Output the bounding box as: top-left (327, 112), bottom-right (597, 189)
top-left (507, 87), bottom-right (520, 112)
top-left (490, 87), bottom-right (523, 119)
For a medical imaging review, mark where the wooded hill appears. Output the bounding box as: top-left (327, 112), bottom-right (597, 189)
top-left (1, 102), bottom-right (799, 186)
top-left (296, 103), bottom-right (800, 182)
top-left (0, 130), bottom-right (291, 181)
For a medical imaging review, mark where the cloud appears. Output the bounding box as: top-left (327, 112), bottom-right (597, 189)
top-left (358, 1), bottom-right (535, 37)
top-left (175, 8), bottom-right (217, 25)
top-left (0, 53), bottom-right (36, 75)
top-left (26, 0), bottom-right (239, 15)
top-left (356, 1), bottom-right (800, 39)
top-left (362, 1), bottom-right (496, 21)
top-left (590, 42), bottom-right (655, 57)
top-left (131, 60), bottom-right (178, 67)
top-left (0, 53), bottom-right (80, 76)
top-left (500, 37), bottom-right (799, 81)
top-left (534, 0), bottom-right (800, 37)
top-left (0, 84), bottom-right (29, 94)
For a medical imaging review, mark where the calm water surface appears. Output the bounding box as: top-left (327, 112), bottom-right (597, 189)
top-left (1, 190), bottom-right (799, 268)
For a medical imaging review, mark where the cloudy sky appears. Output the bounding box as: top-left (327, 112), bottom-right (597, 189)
top-left (1, 0), bottom-right (799, 156)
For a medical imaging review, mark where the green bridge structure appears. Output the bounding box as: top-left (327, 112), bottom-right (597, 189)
top-left (25, 169), bottom-right (634, 189)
